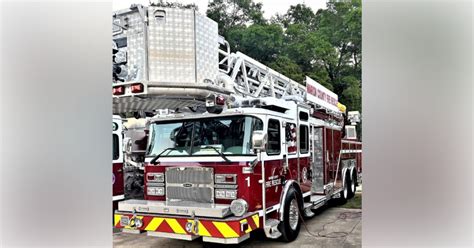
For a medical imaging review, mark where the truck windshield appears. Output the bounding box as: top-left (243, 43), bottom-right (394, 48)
top-left (147, 115), bottom-right (263, 157)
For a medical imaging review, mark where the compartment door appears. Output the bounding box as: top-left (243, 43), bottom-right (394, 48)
top-left (311, 126), bottom-right (324, 193)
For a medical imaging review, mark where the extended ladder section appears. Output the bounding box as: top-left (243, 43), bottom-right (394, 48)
top-left (223, 52), bottom-right (306, 100)
top-left (112, 5), bottom-right (342, 118)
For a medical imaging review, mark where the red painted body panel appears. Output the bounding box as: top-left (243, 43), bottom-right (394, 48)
top-left (144, 157), bottom-right (303, 212)
top-left (298, 157), bottom-right (312, 193)
top-left (113, 162), bottom-right (124, 196)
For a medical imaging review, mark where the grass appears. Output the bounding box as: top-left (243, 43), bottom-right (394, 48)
top-left (341, 193), bottom-right (362, 209)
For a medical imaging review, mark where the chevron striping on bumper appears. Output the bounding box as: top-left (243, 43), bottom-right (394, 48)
top-left (185, 220), bottom-right (212, 237)
top-left (145, 217), bottom-right (164, 231)
top-left (114, 214), bottom-right (121, 227)
top-left (252, 214), bottom-right (260, 228)
top-left (212, 222), bottom-right (239, 238)
top-left (166, 218), bottom-right (186, 234)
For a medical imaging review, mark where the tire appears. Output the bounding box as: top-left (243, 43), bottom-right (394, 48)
top-left (336, 172), bottom-right (349, 205)
top-left (352, 170), bottom-right (358, 191)
top-left (279, 187), bottom-right (301, 242)
top-left (348, 169), bottom-right (356, 199)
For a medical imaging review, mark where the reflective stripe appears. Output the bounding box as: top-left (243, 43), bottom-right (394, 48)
top-left (213, 222), bottom-right (239, 238)
top-left (145, 217), bottom-right (164, 231)
top-left (196, 220), bottom-right (211, 237)
top-left (166, 219), bottom-right (186, 234)
top-left (252, 214), bottom-right (260, 228)
top-left (114, 214), bottom-right (121, 226)
top-left (117, 214), bottom-right (258, 238)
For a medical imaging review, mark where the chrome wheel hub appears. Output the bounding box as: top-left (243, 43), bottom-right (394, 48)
top-left (288, 198), bottom-right (299, 230)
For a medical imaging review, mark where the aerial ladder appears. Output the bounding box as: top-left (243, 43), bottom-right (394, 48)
top-left (112, 4), bottom-right (343, 119)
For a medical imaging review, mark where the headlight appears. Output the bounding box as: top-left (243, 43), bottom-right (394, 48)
top-left (215, 189), bottom-right (237, 199)
top-left (230, 199), bottom-right (248, 217)
top-left (147, 173), bottom-right (164, 183)
top-left (147, 186), bottom-right (165, 196)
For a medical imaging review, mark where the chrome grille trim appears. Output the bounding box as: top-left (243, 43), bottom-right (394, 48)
top-left (165, 167), bottom-right (214, 203)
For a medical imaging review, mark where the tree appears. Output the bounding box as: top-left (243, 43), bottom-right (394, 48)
top-left (314, 0), bottom-right (361, 94)
top-left (226, 24), bottom-right (284, 64)
top-left (268, 56), bottom-right (304, 83)
top-left (206, 0), bottom-right (265, 36)
top-left (280, 4), bottom-right (317, 30)
top-left (340, 76), bottom-right (361, 112)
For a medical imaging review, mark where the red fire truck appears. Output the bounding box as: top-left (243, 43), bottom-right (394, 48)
top-left (112, 5), bottom-right (362, 244)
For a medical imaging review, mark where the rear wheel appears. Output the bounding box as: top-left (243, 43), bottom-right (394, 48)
top-left (337, 173), bottom-right (349, 205)
top-left (279, 187), bottom-right (301, 242)
top-left (348, 170), bottom-right (356, 199)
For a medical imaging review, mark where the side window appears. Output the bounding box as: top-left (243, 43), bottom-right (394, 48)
top-left (267, 119), bottom-right (281, 155)
top-left (113, 134), bottom-right (119, 160)
top-left (299, 111), bottom-right (309, 121)
top-left (345, 126), bottom-right (357, 139)
top-left (300, 125), bottom-right (309, 154)
top-left (285, 122), bottom-right (297, 154)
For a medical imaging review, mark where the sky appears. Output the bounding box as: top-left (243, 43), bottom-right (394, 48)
top-left (112, 0), bottom-right (327, 18)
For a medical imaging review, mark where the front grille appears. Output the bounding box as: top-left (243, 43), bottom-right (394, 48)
top-left (165, 167), bottom-right (214, 203)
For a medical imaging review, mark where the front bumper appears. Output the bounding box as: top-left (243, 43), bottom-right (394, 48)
top-left (118, 199), bottom-right (232, 218)
top-left (114, 210), bottom-right (261, 244)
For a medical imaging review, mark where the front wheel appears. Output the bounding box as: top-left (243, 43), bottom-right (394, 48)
top-left (279, 187), bottom-right (301, 242)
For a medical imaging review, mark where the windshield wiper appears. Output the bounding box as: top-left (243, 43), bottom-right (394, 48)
top-left (202, 146), bottom-right (231, 163)
top-left (150, 147), bottom-right (178, 165)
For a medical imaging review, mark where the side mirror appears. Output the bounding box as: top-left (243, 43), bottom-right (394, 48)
top-left (252, 130), bottom-right (267, 152)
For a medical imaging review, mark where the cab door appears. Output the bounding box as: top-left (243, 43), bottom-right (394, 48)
top-left (113, 118), bottom-right (124, 200)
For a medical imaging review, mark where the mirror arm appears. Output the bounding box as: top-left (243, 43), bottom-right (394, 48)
top-left (250, 157), bottom-right (258, 169)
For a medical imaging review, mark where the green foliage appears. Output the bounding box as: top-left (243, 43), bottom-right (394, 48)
top-left (206, 0), bottom-right (265, 36)
top-left (206, 0), bottom-right (361, 114)
top-left (227, 24), bottom-right (283, 64)
top-left (268, 56), bottom-right (304, 83)
top-left (280, 4), bottom-right (317, 29)
top-left (341, 76), bottom-right (361, 112)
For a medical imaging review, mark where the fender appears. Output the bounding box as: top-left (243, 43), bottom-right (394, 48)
top-left (278, 180), bottom-right (303, 222)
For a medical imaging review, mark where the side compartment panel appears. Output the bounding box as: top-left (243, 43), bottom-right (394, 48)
top-left (311, 127), bottom-right (324, 193)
